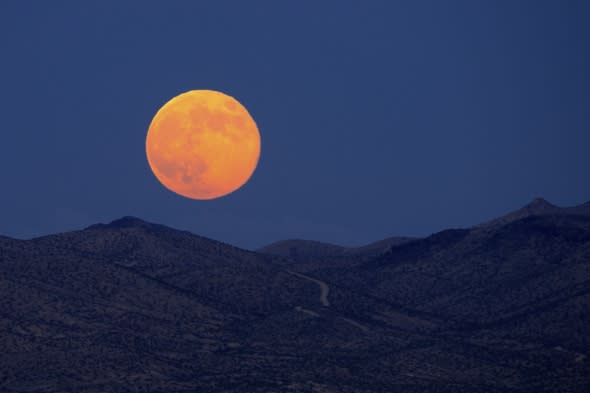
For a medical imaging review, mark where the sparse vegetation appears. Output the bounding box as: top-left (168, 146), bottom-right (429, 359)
top-left (1, 201), bottom-right (589, 392)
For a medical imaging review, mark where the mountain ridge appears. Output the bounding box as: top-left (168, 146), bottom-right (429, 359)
top-left (1, 198), bottom-right (589, 392)
top-left (477, 197), bottom-right (588, 229)
top-left (259, 198), bottom-right (590, 261)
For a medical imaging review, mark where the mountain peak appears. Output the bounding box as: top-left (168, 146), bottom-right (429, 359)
top-left (524, 197), bottom-right (556, 212)
top-left (108, 216), bottom-right (150, 228)
top-left (85, 216), bottom-right (153, 231)
top-left (477, 197), bottom-right (559, 229)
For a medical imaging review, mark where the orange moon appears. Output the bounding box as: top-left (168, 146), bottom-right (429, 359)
top-left (145, 90), bottom-right (261, 200)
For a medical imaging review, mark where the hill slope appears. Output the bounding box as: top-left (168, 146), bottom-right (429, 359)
top-left (1, 200), bottom-right (589, 392)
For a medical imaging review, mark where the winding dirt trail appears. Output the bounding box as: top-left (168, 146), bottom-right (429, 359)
top-left (339, 317), bottom-right (369, 332)
top-left (287, 271), bottom-right (330, 307)
top-left (287, 270), bottom-right (370, 333)
top-left (295, 306), bottom-right (320, 317)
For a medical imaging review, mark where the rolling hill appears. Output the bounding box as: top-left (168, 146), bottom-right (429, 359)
top-left (1, 199), bottom-right (589, 392)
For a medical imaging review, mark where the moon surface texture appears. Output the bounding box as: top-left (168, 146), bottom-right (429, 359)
top-left (146, 90), bottom-right (261, 200)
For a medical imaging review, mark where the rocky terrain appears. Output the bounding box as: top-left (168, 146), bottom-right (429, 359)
top-left (1, 199), bottom-right (589, 392)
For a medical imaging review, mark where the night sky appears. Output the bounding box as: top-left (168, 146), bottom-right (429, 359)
top-left (1, 1), bottom-right (589, 249)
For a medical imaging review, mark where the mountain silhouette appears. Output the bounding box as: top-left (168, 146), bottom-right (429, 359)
top-left (1, 199), bottom-right (589, 392)
top-left (257, 236), bottom-right (416, 261)
top-left (477, 197), bottom-right (579, 228)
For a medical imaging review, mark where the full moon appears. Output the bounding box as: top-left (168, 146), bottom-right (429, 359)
top-left (146, 90), bottom-right (261, 200)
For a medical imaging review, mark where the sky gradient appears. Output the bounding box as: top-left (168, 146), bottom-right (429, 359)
top-left (1, 1), bottom-right (589, 249)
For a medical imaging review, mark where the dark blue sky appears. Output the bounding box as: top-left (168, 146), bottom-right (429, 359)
top-left (1, 1), bottom-right (589, 249)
